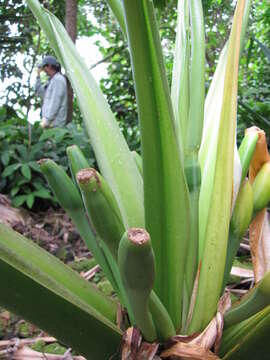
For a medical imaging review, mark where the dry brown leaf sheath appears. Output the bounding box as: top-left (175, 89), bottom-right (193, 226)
top-left (247, 127), bottom-right (270, 282)
top-left (160, 342), bottom-right (220, 359)
top-left (160, 294), bottom-right (230, 359)
top-left (250, 210), bottom-right (270, 282)
top-left (246, 127), bottom-right (270, 183)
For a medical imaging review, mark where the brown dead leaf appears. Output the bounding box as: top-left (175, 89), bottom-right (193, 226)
top-left (230, 266), bottom-right (254, 279)
top-left (161, 294), bottom-right (230, 359)
top-left (189, 317), bottom-right (218, 351)
top-left (0, 195), bottom-right (27, 227)
top-left (247, 127), bottom-right (270, 282)
top-left (80, 264), bottom-right (100, 280)
top-left (117, 304), bottom-right (130, 332)
top-left (121, 327), bottom-right (160, 360)
top-left (121, 327), bottom-right (142, 360)
top-left (136, 342), bottom-right (159, 360)
top-left (188, 293), bottom-right (230, 354)
top-left (160, 342), bottom-right (220, 359)
top-left (250, 210), bottom-right (270, 282)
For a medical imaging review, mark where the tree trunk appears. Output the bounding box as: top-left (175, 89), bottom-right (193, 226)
top-left (65, 0), bottom-right (78, 123)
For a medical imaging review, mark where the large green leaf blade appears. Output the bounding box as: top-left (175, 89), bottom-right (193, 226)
top-left (198, 0), bottom-right (252, 259)
top-left (122, 0), bottom-right (191, 330)
top-left (26, 0), bottom-right (144, 229)
top-left (189, 0), bottom-right (246, 332)
top-left (171, 0), bottom-right (189, 150)
top-left (172, 0), bottom-right (205, 311)
top-left (220, 305), bottom-right (270, 359)
top-left (0, 224), bottom-right (121, 359)
top-left (107, 0), bottom-right (127, 37)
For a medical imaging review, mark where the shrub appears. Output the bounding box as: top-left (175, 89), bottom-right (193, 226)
top-left (0, 109), bottom-right (94, 209)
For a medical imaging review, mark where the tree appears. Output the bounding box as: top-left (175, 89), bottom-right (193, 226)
top-left (65, 0), bottom-right (78, 123)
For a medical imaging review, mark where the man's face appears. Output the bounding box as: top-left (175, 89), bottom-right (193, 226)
top-left (43, 64), bottom-right (55, 77)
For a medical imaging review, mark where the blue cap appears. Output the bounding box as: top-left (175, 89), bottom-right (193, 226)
top-left (39, 55), bottom-right (60, 68)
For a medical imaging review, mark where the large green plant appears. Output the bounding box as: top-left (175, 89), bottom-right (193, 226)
top-left (1, 0), bottom-right (270, 358)
top-left (0, 111), bottom-right (94, 209)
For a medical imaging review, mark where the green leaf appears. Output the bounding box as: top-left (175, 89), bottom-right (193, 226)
top-left (224, 269), bottom-right (270, 328)
top-left (11, 186), bottom-right (20, 197)
top-left (15, 144), bottom-right (28, 160)
top-left (189, 0), bottom-right (246, 333)
top-left (29, 161), bottom-right (42, 172)
top-left (198, 0), bottom-right (252, 259)
top-left (33, 188), bottom-right (52, 199)
top-left (40, 128), bottom-right (68, 141)
top-left (2, 163), bottom-right (21, 177)
top-left (220, 305), bottom-right (270, 359)
top-left (1, 152), bottom-right (10, 166)
top-left (12, 195), bottom-right (27, 207)
top-left (0, 224), bottom-right (121, 359)
top-left (107, 0), bottom-right (127, 38)
top-left (21, 164), bottom-right (32, 180)
top-left (26, 0), bottom-right (144, 229)
top-left (122, 0), bottom-right (191, 329)
top-left (26, 193), bottom-right (35, 208)
top-left (254, 38), bottom-right (270, 64)
top-left (171, 0), bottom-right (189, 152)
top-left (172, 0), bottom-right (205, 310)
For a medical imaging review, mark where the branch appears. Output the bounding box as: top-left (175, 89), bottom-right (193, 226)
top-left (90, 44), bottom-right (127, 70)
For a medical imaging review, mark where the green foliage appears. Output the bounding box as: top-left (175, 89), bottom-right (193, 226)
top-left (0, 109), bottom-right (94, 209)
top-left (237, 1), bottom-right (270, 139)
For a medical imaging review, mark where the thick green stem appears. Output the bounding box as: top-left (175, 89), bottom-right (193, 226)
top-left (252, 162), bottom-right (270, 213)
top-left (149, 291), bottom-right (176, 341)
top-left (118, 228), bottom-right (157, 341)
top-left (238, 132), bottom-right (259, 183)
top-left (222, 179), bottom-right (253, 290)
top-left (77, 168), bottom-right (125, 259)
top-left (39, 159), bottom-right (116, 288)
top-left (70, 211), bottom-right (118, 291)
top-left (99, 240), bottom-right (135, 324)
top-left (66, 145), bottom-right (90, 185)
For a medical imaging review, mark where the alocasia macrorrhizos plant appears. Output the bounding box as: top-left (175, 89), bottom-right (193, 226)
top-left (1, 0), bottom-right (270, 358)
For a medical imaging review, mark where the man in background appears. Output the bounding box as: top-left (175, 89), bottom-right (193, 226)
top-left (35, 55), bottom-right (68, 128)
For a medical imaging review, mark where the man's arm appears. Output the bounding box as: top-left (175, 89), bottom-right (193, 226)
top-left (35, 69), bottom-right (46, 98)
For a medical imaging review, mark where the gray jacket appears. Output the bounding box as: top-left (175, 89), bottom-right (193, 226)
top-left (35, 72), bottom-right (68, 127)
